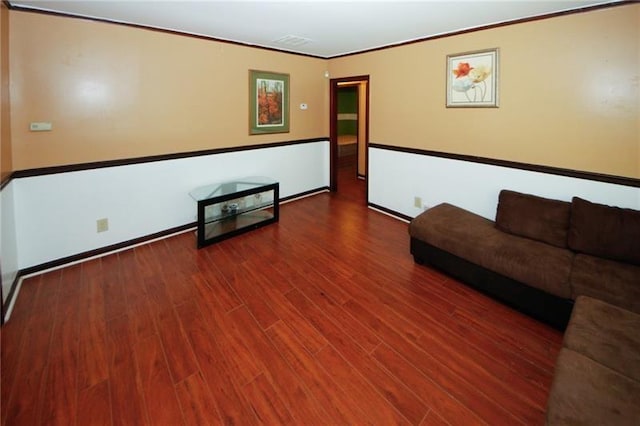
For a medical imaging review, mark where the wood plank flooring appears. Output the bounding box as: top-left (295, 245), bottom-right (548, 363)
top-left (1, 165), bottom-right (563, 425)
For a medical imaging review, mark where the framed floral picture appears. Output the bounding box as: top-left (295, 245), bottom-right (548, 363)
top-left (446, 48), bottom-right (499, 108)
top-left (249, 70), bottom-right (290, 134)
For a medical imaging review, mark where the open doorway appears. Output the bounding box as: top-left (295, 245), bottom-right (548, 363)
top-left (329, 75), bottom-right (369, 201)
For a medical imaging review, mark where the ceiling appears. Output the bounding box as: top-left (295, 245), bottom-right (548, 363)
top-left (10, 0), bottom-right (622, 58)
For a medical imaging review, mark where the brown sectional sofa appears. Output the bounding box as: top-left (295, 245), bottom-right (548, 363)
top-left (547, 296), bottom-right (640, 424)
top-left (408, 190), bottom-right (640, 424)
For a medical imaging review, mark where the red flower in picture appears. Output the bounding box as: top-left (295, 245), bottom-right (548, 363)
top-left (453, 62), bottom-right (473, 79)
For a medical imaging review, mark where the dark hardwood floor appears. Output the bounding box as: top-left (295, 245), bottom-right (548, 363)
top-left (1, 164), bottom-right (562, 425)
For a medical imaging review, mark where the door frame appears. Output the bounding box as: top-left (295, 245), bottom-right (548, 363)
top-left (329, 75), bottom-right (370, 199)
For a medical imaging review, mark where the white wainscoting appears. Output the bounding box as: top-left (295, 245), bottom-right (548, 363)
top-left (1, 180), bottom-right (19, 306)
top-left (13, 141), bottom-right (329, 271)
top-left (368, 146), bottom-right (640, 220)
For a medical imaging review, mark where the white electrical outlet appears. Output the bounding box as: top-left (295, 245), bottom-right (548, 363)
top-left (97, 218), bottom-right (109, 233)
top-left (414, 196), bottom-right (422, 208)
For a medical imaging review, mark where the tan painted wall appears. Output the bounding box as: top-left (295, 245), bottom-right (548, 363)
top-left (8, 5), bottom-right (640, 177)
top-left (329, 4), bottom-right (640, 179)
top-left (0, 2), bottom-right (11, 180)
top-left (10, 11), bottom-right (329, 170)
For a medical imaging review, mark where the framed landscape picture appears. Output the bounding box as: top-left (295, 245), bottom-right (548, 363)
top-left (249, 70), bottom-right (290, 134)
top-left (446, 48), bottom-right (499, 108)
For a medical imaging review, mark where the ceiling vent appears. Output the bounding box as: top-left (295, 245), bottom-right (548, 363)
top-left (272, 35), bottom-right (312, 47)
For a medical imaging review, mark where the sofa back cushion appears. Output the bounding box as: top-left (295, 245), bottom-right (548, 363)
top-left (495, 190), bottom-right (571, 248)
top-left (568, 197), bottom-right (640, 265)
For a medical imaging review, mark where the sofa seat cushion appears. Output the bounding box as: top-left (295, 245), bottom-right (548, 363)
top-left (546, 348), bottom-right (640, 425)
top-left (563, 296), bottom-right (640, 382)
top-left (409, 203), bottom-right (573, 298)
top-left (570, 254), bottom-right (640, 314)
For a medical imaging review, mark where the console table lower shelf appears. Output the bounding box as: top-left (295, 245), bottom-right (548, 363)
top-left (189, 177), bottom-right (279, 248)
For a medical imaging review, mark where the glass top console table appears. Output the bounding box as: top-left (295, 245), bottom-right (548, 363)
top-left (189, 176), bottom-right (279, 248)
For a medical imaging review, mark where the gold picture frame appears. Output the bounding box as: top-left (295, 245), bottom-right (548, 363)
top-left (249, 70), bottom-right (290, 134)
top-left (446, 48), bottom-right (499, 108)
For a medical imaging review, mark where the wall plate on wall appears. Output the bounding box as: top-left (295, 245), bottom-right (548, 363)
top-left (30, 122), bottom-right (53, 131)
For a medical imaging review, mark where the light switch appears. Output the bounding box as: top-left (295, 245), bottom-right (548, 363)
top-left (30, 122), bottom-right (53, 132)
